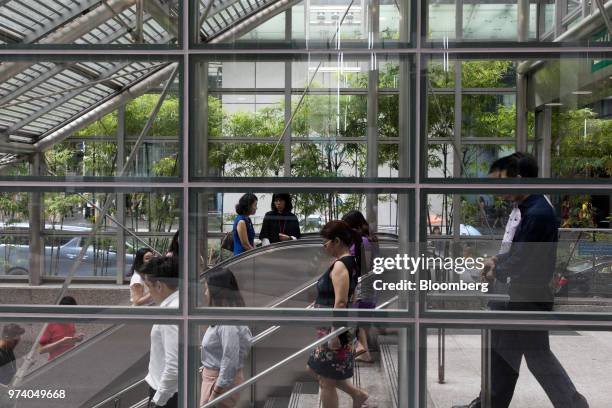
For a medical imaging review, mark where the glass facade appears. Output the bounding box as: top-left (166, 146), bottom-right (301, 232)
top-left (0, 0), bottom-right (610, 407)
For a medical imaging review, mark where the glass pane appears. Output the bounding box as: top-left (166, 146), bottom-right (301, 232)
top-left (0, 320), bottom-right (180, 407)
top-left (425, 326), bottom-right (610, 407)
top-left (0, 188), bottom-right (181, 307)
top-left (425, 55), bottom-right (612, 180)
top-left (193, 190), bottom-right (409, 311)
top-left (192, 322), bottom-right (408, 407)
top-left (0, 0), bottom-right (179, 47)
top-left (193, 56), bottom-right (409, 179)
top-left (196, 0), bottom-right (408, 47)
top-left (424, 192), bottom-right (612, 313)
top-left (425, 0), bottom-right (608, 44)
top-left (0, 58), bottom-right (180, 179)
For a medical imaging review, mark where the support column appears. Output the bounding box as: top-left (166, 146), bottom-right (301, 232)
top-left (28, 152), bottom-right (43, 286)
top-left (516, 0), bottom-right (529, 153)
top-left (516, 73), bottom-right (528, 152)
top-left (518, 0), bottom-right (530, 42)
top-left (284, 11), bottom-right (292, 177)
top-left (366, 0), bottom-right (379, 230)
top-left (193, 62), bottom-right (209, 177)
top-left (116, 106), bottom-right (126, 284)
top-left (539, 106), bottom-right (552, 177)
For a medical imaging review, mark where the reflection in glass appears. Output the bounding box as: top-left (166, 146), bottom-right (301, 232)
top-left (425, 56), bottom-right (612, 179)
top-left (194, 191), bottom-right (405, 309)
top-left (425, 193), bottom-right (612, 312)
top-left (0, 189), bottom-right (180, 306)
top-left (0, 320), bottom-right (162, 408)
top-left (195, 56), bottom-right (406, 179)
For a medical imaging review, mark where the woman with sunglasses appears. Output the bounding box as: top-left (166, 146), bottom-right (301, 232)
top-left (306, 220), bottom-right (373, 408)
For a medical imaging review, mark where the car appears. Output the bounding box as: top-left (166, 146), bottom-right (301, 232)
top-left (555, 256), bottom-right (612, 297)
top-left (0, 223), bottom-right (134, 278)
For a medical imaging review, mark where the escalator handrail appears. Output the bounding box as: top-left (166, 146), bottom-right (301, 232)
top-left (90, 378), bottom-right (147, 408)
top-left (199, 295), bottom-right (399, 408)
top-left (21, 323), bottom-right (126, 382)
top-left (200, 234), bottom-right (399, 280)
top-left (199, 237), bottom-right (326, 280)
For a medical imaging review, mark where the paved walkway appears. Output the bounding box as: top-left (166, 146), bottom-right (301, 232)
top-left (426, 330), bottom-right (612, 408)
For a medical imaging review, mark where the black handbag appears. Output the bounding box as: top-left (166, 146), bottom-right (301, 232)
top-left (221, 231), bottom-right (234, 252)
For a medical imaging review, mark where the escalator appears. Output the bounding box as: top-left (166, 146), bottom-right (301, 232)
top-left (81, 235), bottom-right (401, 408)
top-left (13, 323), bottom-right (151, 408)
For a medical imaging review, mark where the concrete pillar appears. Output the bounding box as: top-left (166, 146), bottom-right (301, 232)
top-left (518, 0), bottom-right (530, 41)
top-left (366, 0), bottom-right (380, 231)
top-left (116, 106), bottom-right (126, 284)
top-left (284, 11), bottom-right (292, 177)
top-left (28, 152), bottom-right (43, 286)
top-left (516, 73), bottom-right (528, 152)
top-left (193, 62), bottom-right (209, 177)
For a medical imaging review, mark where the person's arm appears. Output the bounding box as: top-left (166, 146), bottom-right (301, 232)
top-left (237, 220), bottom-right (254, 251)
top-left (130, 283), bottom-right (145, 306)
top-left (493, 214), bottom-right (552, 282)
top-left (38, 326), bottom-right (81, 355)
top-left (328, 262), bottom-right (350, 349)
top-left (259, 214), bottom-right (272, 241)
top-left (212, 326), bottom-right (241, 397)
top-left (134, 291), bottom-right (152, 306)
top-left (151, 324), bottom-right (179, 407)
top-left (38, 337), bottom-right (77, 355)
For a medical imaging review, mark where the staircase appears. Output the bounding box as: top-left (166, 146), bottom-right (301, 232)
top-left (263, 332), bottom-right (399, 408)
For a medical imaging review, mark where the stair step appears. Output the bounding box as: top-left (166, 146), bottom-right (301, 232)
top-left (354, 352), bottom-right (396, 408)
top-left (288, 381), bottom-right (319, 408)
top-left (378, 336), bottom-right (399, 408)
top-left (264, 396), bottom-right (290, 408)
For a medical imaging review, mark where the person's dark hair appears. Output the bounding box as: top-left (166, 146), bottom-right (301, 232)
top-left (271, 193), bottom-right (293, 213)
top-left (167, 230), bottom-right (179, 257)
top-left (129, 247), bottom-right (154, 277)
top-left (432, 226), bottom-right (441, 234)
top-left (205, 268), bottom-right (245, 307)
top-left (140, 256), bottom-right (179, 290)
top-left (320, 220), bottom-right (363, 276)
top-left (236, 193), bottom-right (258, 216)
top-left (59, 296), bottom-right (77, 306)
top-left (341, 210), bottom-right (378, 242)
top-left (488, 152), bottom-right (538, 178)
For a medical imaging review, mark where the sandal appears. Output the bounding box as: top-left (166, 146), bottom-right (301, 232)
top-left (355, 354), bottom-right (375, 363)
top-left (360, 397), bottom-right (377, 408)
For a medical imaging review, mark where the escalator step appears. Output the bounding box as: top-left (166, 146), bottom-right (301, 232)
top-left (264, 397), bottom-right (290, 408)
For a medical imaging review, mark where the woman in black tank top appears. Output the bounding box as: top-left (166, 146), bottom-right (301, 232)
top-left (306, 221), bottom-right (373, 408)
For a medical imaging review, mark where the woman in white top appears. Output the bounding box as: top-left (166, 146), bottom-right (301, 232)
top-left (200, 268), bottom-right (252, 407)
top-left (129, 247), bottom-right (154, 306)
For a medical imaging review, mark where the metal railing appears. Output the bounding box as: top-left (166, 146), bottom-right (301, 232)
top-left (199, 295), bottom-right (399, 408)
top-left (107, 252), bottom-right (399, 407)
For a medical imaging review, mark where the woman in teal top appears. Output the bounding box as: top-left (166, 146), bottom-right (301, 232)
top-left (232, 193), bottom-right (258, 256)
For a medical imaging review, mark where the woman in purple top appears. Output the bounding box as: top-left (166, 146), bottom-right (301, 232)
top-left (342, 210), bottom-right (379, 363)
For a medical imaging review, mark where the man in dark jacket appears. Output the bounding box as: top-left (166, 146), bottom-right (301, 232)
top-left (453, 153), bottom-right (588, 408)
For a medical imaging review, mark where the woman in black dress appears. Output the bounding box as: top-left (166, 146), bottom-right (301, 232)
top-left (306, 221), bottom-right (372, 408)
top-left (259, 193), bottom-right (301, 244)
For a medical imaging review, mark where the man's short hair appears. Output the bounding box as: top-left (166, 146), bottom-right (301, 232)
top-left (489, 152), bottom-right (538, 178)
top-left (2, 324), bottom-right (25, 339)
top-left (140, 256), bottom-right (179, 290)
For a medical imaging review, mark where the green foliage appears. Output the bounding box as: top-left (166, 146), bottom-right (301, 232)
top-left (551, 108), bottom-right (612, 178)
top-left (152, 155), bottom-right (179, 177)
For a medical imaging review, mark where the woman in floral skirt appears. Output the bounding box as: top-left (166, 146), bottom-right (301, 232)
top-left (307, 220), bottom-right (374, 408)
